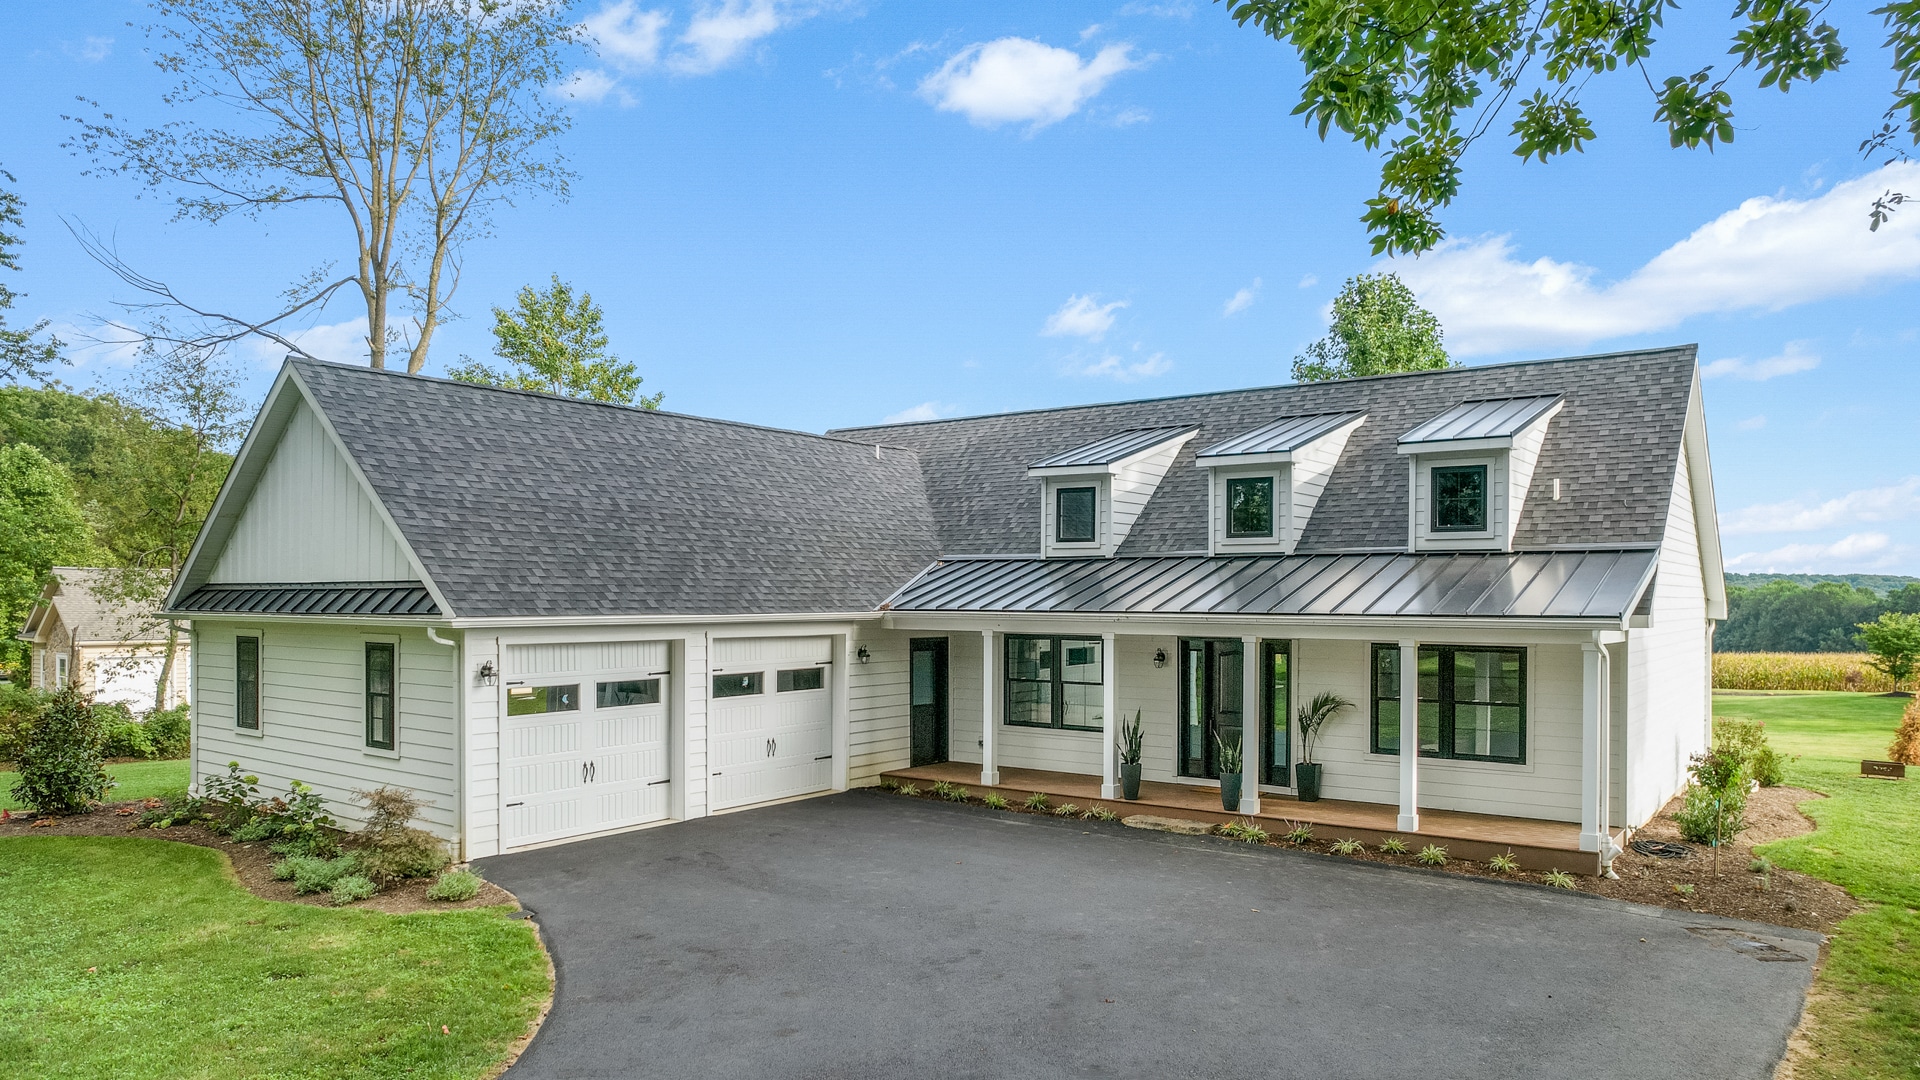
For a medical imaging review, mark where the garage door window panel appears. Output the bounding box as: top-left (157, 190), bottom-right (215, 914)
top-left (777, 667), bottom-right (825, 692)
top-left (714, 672), bottom-right (763, 698)
top-left (509, 684), bottom-right (580, 715)
top-left (596, 679), bottom-right (660, 708)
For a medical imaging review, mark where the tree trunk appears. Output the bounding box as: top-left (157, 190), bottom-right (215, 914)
top-left (153, 621), bottom-right (180, 712)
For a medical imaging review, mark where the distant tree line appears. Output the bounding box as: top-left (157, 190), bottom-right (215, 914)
top-left (1718, 579), bottom-right (1920, 653)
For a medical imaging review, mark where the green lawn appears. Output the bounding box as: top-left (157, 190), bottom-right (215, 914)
top-left (1712, 691), bottom-right (1919, 1079)
top-left (1, 758), bottom-right (190, 811)
top-left (0, 837), bottom-right (548, 1080)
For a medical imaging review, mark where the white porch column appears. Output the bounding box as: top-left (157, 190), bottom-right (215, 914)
top-left (1240, 635), bottom-right (1262, 815)
top-left (980, 629), bottom-right (1000, 786)
top-left (1100, 632), bottom-right (1119, 799)
top-left (1397, 639), bottom-right (1419, 832)
top-left (1579, 638), bottom-right (1613, 854)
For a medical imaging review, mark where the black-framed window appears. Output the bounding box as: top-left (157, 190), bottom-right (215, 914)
top-left (1056, 486), bottom-right (1097, 543)
top-left (365, 642), bottom-right (396, 750)
top-left (777, 667), bottom-right (825, 692)
top-left (1226, 476), bottom-right (1275, 538)
top-left (596, 679), bottom-right (660, 708)
top-left (1371, 644), bottom-right (1525, 764)
top-left (713, 672), bottom-right (763, 698)
top-left (235, 635), bottom-right (261, 730)
top-left (1430, 464), bottom-right (1488, 532)
top-left (1005, 635), bottom-right (1102, 730)
top-left (508, 684), bottom-right (579, 715)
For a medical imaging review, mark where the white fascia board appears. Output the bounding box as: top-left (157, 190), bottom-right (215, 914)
top-left (1026, 429), bottom-right (1198, 479)
top-left (1195, 450), bottom-right (1293, 468)
top-left (1681, 373), bottom-right (1728, 620)
top-left (880, 610), bottom-right (1633, 642)
top-left (450, 610), bottom-right (889, 630)
top-left (1396, 436), bottom-right (1512, 456)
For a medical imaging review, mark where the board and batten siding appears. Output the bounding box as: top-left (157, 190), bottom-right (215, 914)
top-left (1623, 442), bottom-right (1712, 827)
top-left (209, 400), bottom-right (417, 584)
top-left (191, 620), bottom-right (461, 837)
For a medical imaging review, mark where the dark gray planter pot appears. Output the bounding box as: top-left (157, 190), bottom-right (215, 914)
top-left (1295, 762), bottom-right (1324, 803)
top-left (1219, 771), bottom-right (1242, 812)
top-left (1120, 762), bottom-right (1142, 800)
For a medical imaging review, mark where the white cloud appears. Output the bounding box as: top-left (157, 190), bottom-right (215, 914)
top-left (1222, 278), bottom-right (1262, 317)
top-left (883, 401), bottom-right (944, 424)
top-left (1073, 351), bottom-right (1170, 381)
top-left (64, 36), bottom-right (113, 62)
top-left (1042, 295), bottom-right (1126, 341)
top-left (1721, 477), bottom-right (1920, 536)
top-left (1702, 341), bottom-right (1820, 381)
top-left (1725, 532), bottom-right (1902, 573)
top-left (49, 322), bottom-right (143, 370)
top-left (1297, 273), bottom-right (1318, 289)
top-left (557, 68), bottom-right (634, 106)
top-left (671, 0), bottom-right (785, 75)
top-left (235, 317), bottom-right (370, 368)
top-left (584, 2), bottom-right (669, 70)
top-left (1110, 107), bottom-right (1151, 127)
top-left (1736, 415), bottom-right (1767, 431)
top-left (1391, 162), bottom-right (1920, 355)
top-left (919, 38), bottom-right (1140, 129)
top-left (1118, 1), bottom-right (1195, 15)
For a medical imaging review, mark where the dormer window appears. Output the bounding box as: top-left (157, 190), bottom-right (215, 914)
top-left (1028, 426), bottom-right (1198, 557)
top-left (1398, 396), bottom-right (1563, 551)
top-left (1195, 412), bottom-right (1365, 555)
top-left (1430, 465), bottom-right (1487, 532)
top-left (1056, 486), bottom-right (1098, 543)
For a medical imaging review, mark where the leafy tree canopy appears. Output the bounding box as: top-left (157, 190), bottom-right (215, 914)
top-left (449, 276), bottom-right (663, 408)
top-left (1718, 579), bottom-right (1920, 652)
top-left (1221, 1), bottom-right (1917, 255)
top-left (0, 166), bottom-right (62, 380)
top-left (1292, 272), bottom-right (1455, 382)
top-left (0, 444), bottom-right (101, 669)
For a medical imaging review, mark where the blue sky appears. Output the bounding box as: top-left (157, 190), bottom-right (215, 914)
top-left (4, 2), bottom-right (1919, 575)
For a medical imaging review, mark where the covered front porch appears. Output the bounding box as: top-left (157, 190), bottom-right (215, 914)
top-left (881, 761), bottom-right (1608, 874)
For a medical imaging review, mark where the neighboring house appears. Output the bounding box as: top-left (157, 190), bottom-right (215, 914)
top-left (164, 347), bottom-right (1723, 872)
top-left (19, 567), bottom-right (191, 712)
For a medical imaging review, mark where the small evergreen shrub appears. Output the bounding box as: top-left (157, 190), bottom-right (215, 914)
top-left (1675, 750), bottom-right (1748, 845)
top-left (350, 787), bottom-right (451, 883)
top-left (142, 704), bottom-right (191, 759)
top-left (99, 711), bottom-right (154, 759)
top-left (427, 869), bottom-right (484, 902)
top-left (329, 875), bottom-right (378, 906)
top-left (0, 685), bottom-right (46, 764)
top-left (9, 687), bottom-right (110, 815)
top-left (284, 855), bottom-right (360, 894)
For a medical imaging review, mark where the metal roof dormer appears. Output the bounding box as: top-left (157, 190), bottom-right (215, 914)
top-left (1193, 412), bottom-right (1367, 556)
top-left (1397, 395), bottom-right (1567, 553)
top-left (1026, 426), bottom-right (1199, 559)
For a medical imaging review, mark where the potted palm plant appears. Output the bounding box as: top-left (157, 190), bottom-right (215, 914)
top-left (1117, 710), bottom-right (1145, 800)
top-left (1293, 691), bottom-right (1355, 802)
top-left (1215, 732), bottom-right (1244, 811)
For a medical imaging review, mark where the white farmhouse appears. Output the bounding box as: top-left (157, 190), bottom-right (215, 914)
top-left (165, 346), bottom-right (1722, 873)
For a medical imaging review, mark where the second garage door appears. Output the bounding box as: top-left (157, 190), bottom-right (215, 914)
top-left (709, 636), bottom-right (834, 811)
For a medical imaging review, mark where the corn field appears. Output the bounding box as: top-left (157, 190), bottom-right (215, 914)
top-left (1713, 652), bottom-right (1902, 693)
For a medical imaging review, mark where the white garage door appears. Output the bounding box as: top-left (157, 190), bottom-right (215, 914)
top-left (709, 636), bottom-right (834, 811)
top-left (502, 640), bottom-right (671, 848)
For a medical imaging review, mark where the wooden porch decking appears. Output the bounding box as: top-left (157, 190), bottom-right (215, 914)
top-left (881, 762), bottom-right (1609, 875)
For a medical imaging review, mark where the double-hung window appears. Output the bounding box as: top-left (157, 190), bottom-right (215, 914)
top-left (1430, 464), bottom-right (1488, 532)
top-left (1371, 644), bottom-right (1525, 764)
top-left (1055, 486), bottom-right (1097, 544)
top-left (236, 636), bottom-right (261, 731)
top-left (1225, 476), bottom-right (1275, 538)
top-left (365, 642), bottom-right (396, 750)
top-left (1004, 635), bottom-right (1103, 730)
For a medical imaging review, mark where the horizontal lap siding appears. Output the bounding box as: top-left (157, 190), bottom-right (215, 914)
top-left (191, 621), bottom-right (460, 837)
top-left (848, 629), bottom-right (911, 785)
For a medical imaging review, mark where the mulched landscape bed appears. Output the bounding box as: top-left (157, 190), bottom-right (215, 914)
top-left (0, 798), bottom-right (519, 915)
top-left (883, 781), bottom-right (1854, 934)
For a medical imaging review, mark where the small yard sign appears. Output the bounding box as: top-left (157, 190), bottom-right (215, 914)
top-left (1860, 760), bottom-right (1907, 780)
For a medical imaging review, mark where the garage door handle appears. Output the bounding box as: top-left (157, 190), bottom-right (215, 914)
top-left (814, 754), bottom-right (832, 761)
top-left (647, 779), bottom-right (670, 786)
top-left (589, 761), bottom-right (597, 782)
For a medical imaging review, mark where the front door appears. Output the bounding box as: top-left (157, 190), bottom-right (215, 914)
top-left (1180, 638), bottom-right (1291, 785)
top-left (909, 638), bottom-right (949, 767)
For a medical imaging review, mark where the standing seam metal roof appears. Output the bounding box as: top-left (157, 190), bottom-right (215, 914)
top-left (1028, 426), bottom-right (1197, 469)
top-left (1197, 412), bottom-right (1365, 458)
top-left (1398, 395), bottom-right (1563, 444)
top-left (886, 550), bottom-right (1658, 619)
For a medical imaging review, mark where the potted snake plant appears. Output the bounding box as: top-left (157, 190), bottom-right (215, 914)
top-left (1117, 710), bottom-right (1144, 800)
top-left (1293, 691), bottom-right (1355, 803)
top-left (1215, 732), bottom-right (1244, 812)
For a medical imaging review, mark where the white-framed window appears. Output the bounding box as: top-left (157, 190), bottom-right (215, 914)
top-left (1040, 477), bottom-right (1108, 556)
top-left (54, 652), bottom-right (70, 688)
top-left (1208, 465), bottom-right (1288, 553)
top-left (1411, 453), bottom-right (1505, 549)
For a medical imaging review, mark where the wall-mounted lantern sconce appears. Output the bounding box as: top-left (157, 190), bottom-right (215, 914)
top-left (856, 645), bottom-right (871, 664)
top-left (1152, 648), bottom-right (1167, 669)
top-left (477, 660), bottom-right (498, 686)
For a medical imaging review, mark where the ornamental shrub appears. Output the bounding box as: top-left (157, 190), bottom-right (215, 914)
top-left (143, 704), bottom-right (191, 759)
top-left (1674, 750), bottom-right (1748, 845)
top-left (427, 868), bottom-right (483, 902)
top-left (100, 717), bottom-right (154, 760)
top-left (9, 687), bottom-right (110, 814)
top-left (1889, 696), bottom-right (1920, 766)
top-left (329, 875), bottom-right (378, 906)
top-left (1712, 718), bottom-right (1792, 788)
top-left (350, 786), bottom-right (451, 883)
top-left (0, 685), bottom-right (47, 763)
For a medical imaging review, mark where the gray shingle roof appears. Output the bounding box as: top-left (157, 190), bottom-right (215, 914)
top-left (1398, 395), bottom-right (1563, 445)
top-left (286, 362), bottom-right (940, 619)
top-left (887, 550), bottom-right (1658, 620)
top-left (1028, 426), bottom-right (1196, 469)
top-left (831, 347), bottom-right (1697, 557)
top-left (20, 568), bottom-right (170, 645)
top-left (1197, 412), bottom-right (1366, 459)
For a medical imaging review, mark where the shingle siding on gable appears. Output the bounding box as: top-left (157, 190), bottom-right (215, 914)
top-left (288, 362), bottom-right (941, 618)
top-left (832, 347), bottom-right (1695, 557)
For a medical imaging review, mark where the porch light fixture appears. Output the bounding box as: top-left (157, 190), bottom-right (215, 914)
top-left (1153, 648), bottom-right (1167, 668)
top-left (857, 645), bottom-right (871, 664)
top-left (476, 660), bottom-right (498, 686)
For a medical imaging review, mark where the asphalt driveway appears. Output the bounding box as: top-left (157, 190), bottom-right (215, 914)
top-left (479, 791), bottom-right (1819, 1080)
